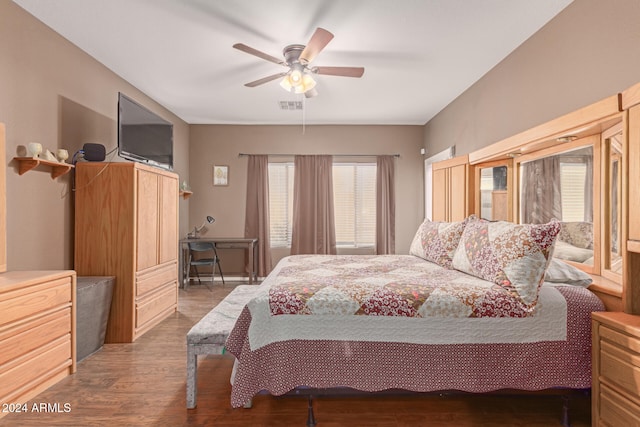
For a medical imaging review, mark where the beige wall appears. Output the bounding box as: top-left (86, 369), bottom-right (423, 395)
top-left (0, 2), bottom-right (190, 270)
top-left (189, 125), bottom-right (424, 268)
top-left (424, 0), bottom-right (640, 156)
top-left (9, 0), bottom-right (638, 272)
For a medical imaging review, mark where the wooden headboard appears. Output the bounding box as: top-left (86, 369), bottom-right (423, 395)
top-left (432, 93), bottom-right (627, 312)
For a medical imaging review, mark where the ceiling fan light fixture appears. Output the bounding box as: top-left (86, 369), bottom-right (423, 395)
top-left (235, 28), bottom-right (363, 97)
top-left (280, 71), bottom-right (316, 94)
top-left (302, 73), bottom-right (316, 88)
top-left (279, 75), bottom-right (294, 92)
top-left (290, 68), bottom-right (303, 84)
top-left (305, 87), bottom-right (319, 98)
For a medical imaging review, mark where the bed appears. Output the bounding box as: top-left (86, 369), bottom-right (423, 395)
top-left (225, 216), bottom-right (605, 415)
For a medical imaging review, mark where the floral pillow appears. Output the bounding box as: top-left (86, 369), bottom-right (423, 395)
top-left (451, 217), bottom-right (560, 307)
top-left (557, 221), bottom-right (593, 249)
top-left (409, 217), bottom-right (470, 268)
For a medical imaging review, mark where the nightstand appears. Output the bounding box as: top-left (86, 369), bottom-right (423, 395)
top-left (592, 311), bottom-right (640, 426)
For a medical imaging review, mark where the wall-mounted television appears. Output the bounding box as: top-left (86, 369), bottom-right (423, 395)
top-left (118, 92), bottom-right (173, 170)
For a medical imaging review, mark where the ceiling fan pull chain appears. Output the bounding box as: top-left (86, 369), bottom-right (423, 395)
top-left (302, 94), bottom-right (306, 135)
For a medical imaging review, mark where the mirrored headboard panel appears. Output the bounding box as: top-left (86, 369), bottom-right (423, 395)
top-left (474, 159), bottom-right (512, 221)
top-left (602, 122), bottom-right (623, 282)
top-left (515, 135), bottom-right (601, 274)
top-left (467, 93), bottom-right (627, 308)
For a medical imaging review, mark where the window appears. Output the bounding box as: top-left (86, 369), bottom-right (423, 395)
top-left (333, 163), bottom-right (376, 247)
top-left (268, 163), bottom-right (294, 247)
top-left (268, 162), bottom-right (376, 248)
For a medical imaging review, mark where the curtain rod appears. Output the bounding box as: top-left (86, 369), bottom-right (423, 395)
top-left (238, 153), bottom-right (400, 158)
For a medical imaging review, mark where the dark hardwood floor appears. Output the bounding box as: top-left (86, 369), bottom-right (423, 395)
top-left (1, 283), bottom-right (591, 426)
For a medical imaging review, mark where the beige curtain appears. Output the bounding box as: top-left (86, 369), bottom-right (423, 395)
top-left (244, 155), bottom-right (272, 276)
top-left (291, 155), bottom-right (336, 255)
top-left (376, 155), bottom-right (395, 254)
top-left (521, 156), bottom-right (562, 224)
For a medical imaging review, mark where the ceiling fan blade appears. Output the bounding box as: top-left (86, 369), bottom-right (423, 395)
top-left (299, 28), bottom-right (334, 64)
top-left (244, 72), bottom-right (288, 87)
top-left (233, 43), bottom-right (285, 66)
top-left (314, 66), bottom-right (365, 78)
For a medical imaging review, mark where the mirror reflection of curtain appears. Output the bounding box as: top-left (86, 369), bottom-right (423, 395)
top-left (583, 154), bottom-right (593, 222)
top-left (521, 157), bottom-right (562, 224)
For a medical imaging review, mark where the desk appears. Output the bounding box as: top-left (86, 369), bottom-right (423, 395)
top-left (179, 237), bottom-right (259, 286)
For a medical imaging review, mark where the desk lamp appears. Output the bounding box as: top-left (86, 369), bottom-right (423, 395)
top-left (190, 215), bottom-right (215, 238)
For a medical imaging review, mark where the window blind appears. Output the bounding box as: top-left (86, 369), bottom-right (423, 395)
top-left (560, 162), bottom-right (587, 222)
top-left (268, 162), bottom-right (294, 247)
top-left (268, 162), bottom-right (376, 248)
top-left (333, 163), bottom-right (376, 248)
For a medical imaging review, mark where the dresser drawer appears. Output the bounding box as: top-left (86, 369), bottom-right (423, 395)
top-left (136, 262), bottom-right (177, 297)
top-left (0, 277), bottom-right (71, 327)
top-left (135, 283), bottom-right (177, 329)
top-left (600, 383), bottom-right (640, 427)
top-left (601, 324), bottom-right (640, 354)
top-left (600, 339), bottom-right (640, 403)
top-left (0, 309), bottom-right (71, 367)
top-left (0, 335), bottom-right (71, 403)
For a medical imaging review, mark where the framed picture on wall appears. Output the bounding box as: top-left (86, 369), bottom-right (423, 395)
top-left (213, 165), bottom-right (229, 186)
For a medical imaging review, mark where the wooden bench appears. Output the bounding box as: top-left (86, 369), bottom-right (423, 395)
top-left (186, 285), bottom-right (258, 409)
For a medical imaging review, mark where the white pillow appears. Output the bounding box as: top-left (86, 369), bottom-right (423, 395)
top-left (544, 258), bottom-right (592, 287)
top-left (552, 241), bottom-right (593, 263)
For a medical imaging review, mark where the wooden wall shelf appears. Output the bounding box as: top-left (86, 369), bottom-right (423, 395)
top-left (14, 157), bottom-right (74, 179)
top-left (180, 190), bottom-right (193, 199)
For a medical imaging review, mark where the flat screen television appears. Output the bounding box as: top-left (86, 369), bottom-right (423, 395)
top-left (118, 92), bottom-right (173, 170)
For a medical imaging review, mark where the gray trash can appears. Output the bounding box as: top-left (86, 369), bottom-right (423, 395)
top-left (76, 276), bottom-right (115, 362)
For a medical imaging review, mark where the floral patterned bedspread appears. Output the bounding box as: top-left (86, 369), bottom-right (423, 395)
top-left (268, 254), bottom-right (538, 319)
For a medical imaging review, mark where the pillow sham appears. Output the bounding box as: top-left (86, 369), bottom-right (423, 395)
top-left (451, 217), bottom-right (560, 306)
top-left (557, 221), bottom-right (594, 249)
top-left (409, 217), bottom-right (469, 268)
top-left (544, 258), bottom-right (593, 287)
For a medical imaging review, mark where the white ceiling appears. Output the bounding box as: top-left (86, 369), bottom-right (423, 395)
top-left (14, 0), bottom-right (572, 125)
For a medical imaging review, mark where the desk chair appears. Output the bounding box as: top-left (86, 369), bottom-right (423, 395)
top-left (186, 242), bottom-right (225, 291)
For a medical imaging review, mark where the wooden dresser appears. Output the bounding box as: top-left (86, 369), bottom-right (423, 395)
top-left (0, 270), bottom-right (76, 417)
top-left (592, 311), bottom-right (640, 426)
top-left (74, 162), bottom-right (179, 343)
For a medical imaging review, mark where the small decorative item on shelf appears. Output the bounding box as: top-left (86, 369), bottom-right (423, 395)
top-left (56, 149), bottom-right (69, 163)
top-left (27, 142), bottom-right (42, 158)
top-left (42, 149), bottom-right (57, 162)
top-left (179, 180), bottom-right (193, 199)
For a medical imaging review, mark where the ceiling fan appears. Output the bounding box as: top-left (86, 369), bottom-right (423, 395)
top-left (233, 28), bottom-right (365, 98)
